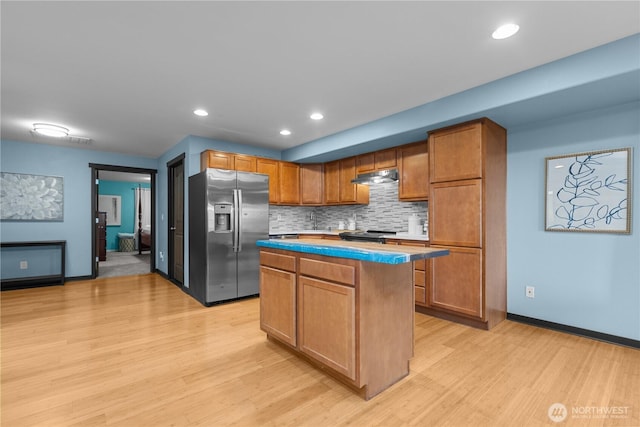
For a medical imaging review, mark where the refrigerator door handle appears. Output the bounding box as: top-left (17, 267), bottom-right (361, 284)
top-left (237, 189), bottom-right (243, 252)
top-left (232, 189), bottom-right (239, 252)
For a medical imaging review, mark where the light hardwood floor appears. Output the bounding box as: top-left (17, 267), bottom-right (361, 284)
top-left (2, 274), bottom-right (638, 426)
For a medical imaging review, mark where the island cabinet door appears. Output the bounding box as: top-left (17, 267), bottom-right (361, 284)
top-left (259, 266), bottom-right (297, 347)
top-left (298, 276), bottom-right (356, 381)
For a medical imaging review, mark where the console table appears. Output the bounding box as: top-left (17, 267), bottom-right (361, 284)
top-left (0, 241), bottom-right (66, 290)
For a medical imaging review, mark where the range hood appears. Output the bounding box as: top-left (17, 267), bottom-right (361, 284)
top-left (351, 169), bottom-right (399, 185)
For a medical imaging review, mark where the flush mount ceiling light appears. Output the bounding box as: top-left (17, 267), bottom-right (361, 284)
top-left (280, 129), bottom-right (292, 136)
top-left (310, 112), bottom-right (324, 120)
top-left (193, 109), bottom-right (208, 117)
top-left (32, 123), bottom-right (69, 138)
top-left (492, 23), bottom-right (520, 40)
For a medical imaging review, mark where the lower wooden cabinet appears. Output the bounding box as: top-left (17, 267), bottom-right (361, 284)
top-left (259, 251), bottom-right (297, 346)
top-left (390, 239), bottom-right (431, 306)
top-left (427, 246), bottom-right (483, 319)
top-left (259, 248), bottom-right (414, 400)
top-left (299, 276), bottom-right (356, 380)
top-left (260, 266), bottom-right (297, 346)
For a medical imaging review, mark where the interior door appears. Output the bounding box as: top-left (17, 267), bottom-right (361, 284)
top-left (168, 155), bottom-right (185, 285)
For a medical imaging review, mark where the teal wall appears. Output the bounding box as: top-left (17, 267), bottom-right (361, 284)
top-left (98, 180), bottom-right (151, 251)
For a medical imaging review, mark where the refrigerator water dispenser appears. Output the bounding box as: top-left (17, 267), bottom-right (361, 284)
top-left (213, 203), bottom-right (232, 232)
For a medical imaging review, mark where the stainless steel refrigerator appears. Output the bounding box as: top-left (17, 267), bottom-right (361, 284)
top-left (188, 168), bottom-right (269, 306)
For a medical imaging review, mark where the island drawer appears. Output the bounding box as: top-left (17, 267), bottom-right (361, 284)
top-left (299, 257), bottom-right (356, 286)
top-left (260, 250), bottom-right (297, 272)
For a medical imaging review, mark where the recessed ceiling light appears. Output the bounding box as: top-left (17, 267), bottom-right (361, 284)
top-left (280, 129), bottom-right (291, 136)
top-left (32, 123), bottom-right (69, 138)
top-left (310, 112), bottom-right (324, 120)
top-left (193, 109), bottom-right (208, 117)
top-left (492, 23), bottom-right (519, 40)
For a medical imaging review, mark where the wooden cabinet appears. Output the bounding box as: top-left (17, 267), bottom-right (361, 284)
top-left (201, 150), bottom-right (234, 170)
top-left (259, 248), bottom-right (414, 400)
top-left (356, 152), bottom-right (375, 174)
top-left (233, 154), bottom-right (257, 172)
top-left (324, 158), bottom-right (369, 205)
top-left (398, 141), bottom-right (429, 201)
top-left (324, 160), bottom-right (340, 204)
top-left (300, 164), bottom-right (324, 205)
top-left (423, 118), bottom-right (506, 330)
top-left (387, 239), bottom-right (431, 306)
top-left (256, 158), bottom-right (280, 204)
top-left (259, 251), bottom-right (297, 347)
top-left (430, 179), bottom-right (482, 247)
top-left (200, 150), bottom-right (256, 172)
top-left (339, 157), bottom-right (359, 203)
top-left (429, 121), bottom-right (483, 182)
top-left (429, 246), bottom-right (482, 318)
top-left (374, 148), bottom-right (397, 170)
top-left (299, 276), bottom-right (356, 380)
top-left (355, 148), bottom-right (396, 174)
top-left (278, 162), bottom-right (300, 205)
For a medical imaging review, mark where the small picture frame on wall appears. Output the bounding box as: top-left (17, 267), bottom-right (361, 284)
top-left (98, 195), bottom-right (122, 226)
top-left (545, 147), bottom-right (631, 233)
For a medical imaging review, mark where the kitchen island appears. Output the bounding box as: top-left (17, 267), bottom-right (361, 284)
top-left (256, 238), bottom-right (448, 400)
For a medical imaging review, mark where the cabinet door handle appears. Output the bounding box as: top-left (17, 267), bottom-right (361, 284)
top-left (170, 226), bottom-right (176, 231)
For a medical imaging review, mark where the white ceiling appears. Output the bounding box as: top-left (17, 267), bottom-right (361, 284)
top-left (2, 1), bottom-right (639, 158)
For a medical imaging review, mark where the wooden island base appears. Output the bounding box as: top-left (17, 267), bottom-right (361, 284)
top-left (259, 248), bottom-right (415, 400)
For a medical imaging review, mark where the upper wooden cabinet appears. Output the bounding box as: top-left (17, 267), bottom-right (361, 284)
top-left (324, 158), bottom-right (368, 205)
top-left (233, 154), bottom-right (257, 172)
top-left (375, 148), bottom-right (397, 170)
top-left (356, 148), bottom-right (397, 174)
top-left (201, 150), bottom-right (234, 170)
top-left (256, 158), bottom-right (279, 204)
top-left (300, 164), bottom-right (324, 205)
top-left (398, 141), bottom-right (429, 201)
top-left (200, 150), bottom-right (256, 172)
top-left (278, 162), bottom-right (300, 205)
top-left (429, 121), bottom-right (485, 183)
top-left (338, 157), bottom-right (369, 205)
top-left (324, 161), bottom-right (340, 204)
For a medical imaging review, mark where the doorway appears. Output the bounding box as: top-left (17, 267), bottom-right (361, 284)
top-left (89, 164), bottom-right (157, 279)
top-left (167, 154), bottom-right (185, 285)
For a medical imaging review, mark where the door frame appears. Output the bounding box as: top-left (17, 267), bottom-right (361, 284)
top-left (89, 163), bottom-right (157, 279)
top-left (166, 154), bottom-right (185, 286)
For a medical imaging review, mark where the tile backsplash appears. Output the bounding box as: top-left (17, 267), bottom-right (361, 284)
top-left (269, 182), bottom-right (428, 234)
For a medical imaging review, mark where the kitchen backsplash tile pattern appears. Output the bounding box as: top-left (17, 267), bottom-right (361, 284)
top-left (269, 182), bottom-right (428, 234)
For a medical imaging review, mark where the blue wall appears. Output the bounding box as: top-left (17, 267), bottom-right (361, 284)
top-left (1, 35), bottom-right (638, 341)
top-left (0, 140), bottom-right (157, 277)
top-left (507, 102), bottom-right (640, 340)
top-left (154, 135), bottom-right (280, 283)
top-left (98, 180), bottom-right (151, 251)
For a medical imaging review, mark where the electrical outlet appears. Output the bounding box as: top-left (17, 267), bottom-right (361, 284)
top-left (19, 260), bottom-right (28, 270)
top-left (526, 286), bottom-right (535, 298)
top-left (277, 214), bottom-right (282, 220)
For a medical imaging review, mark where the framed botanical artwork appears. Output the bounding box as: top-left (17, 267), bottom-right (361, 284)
top-left (98, 195), bottom-right (122, 226)
top-left (545, 147), bottom-right (631, 233)
top-left (0, 172), bottom-right (64, 221)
